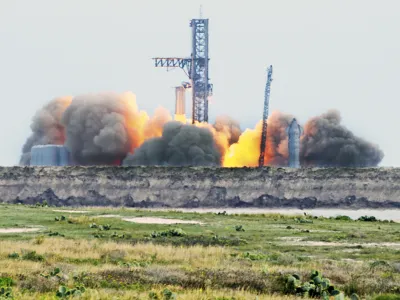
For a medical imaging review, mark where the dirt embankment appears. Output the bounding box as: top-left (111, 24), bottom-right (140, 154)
top-left (0, 166), bottom-right (399, 209)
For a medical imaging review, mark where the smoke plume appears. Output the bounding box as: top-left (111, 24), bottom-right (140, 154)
top-left (213, 115), bottom-right (242, 145)
top-left (60, 92), bottom-right (170, 165)
top-left (20, 92), bottom-right (384, 168)
top-left (123, 121), bottom-right (221, 166)
top-left (19, 96), bottom-right (72, 165)
top-left (300, 110), bottom-right (384, 167)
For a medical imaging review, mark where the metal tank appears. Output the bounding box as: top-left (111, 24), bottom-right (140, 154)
top-left (287, 118), bottom-right (302, 168)
top-left (30, 145), bottom-right (70, 166)
top-left (57, 145), bottom-right (70, 166)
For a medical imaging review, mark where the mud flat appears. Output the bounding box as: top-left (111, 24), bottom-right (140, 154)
top-left (1, 166), bottom-right (400, 209)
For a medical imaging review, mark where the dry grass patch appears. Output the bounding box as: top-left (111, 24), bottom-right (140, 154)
top-left (0, 238), bottom-right (230, 267)
top-left (14, 288), bottom-right (298, 300)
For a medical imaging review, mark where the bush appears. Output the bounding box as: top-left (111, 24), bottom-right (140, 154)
top-left (7, 252), bottom-right (19, 259)
top-left (34, 235), bottom-right (45, 245)
top-left (162, 288), bottom-right (176, 300)
top-left (56, 285), bottom-right (86, 298)
top-left (22, 250), bottom-right (45, 262)
top-left (0, 278), bottom-right (13, 287)
top-left (358, 216), bottom-right (378, 222)
top-left (235, 225), bottom-right (245, 232)
top-left (48, 231), bottom-right (65, 237)
top-left (151, 228), bottom-right (186, 238)
top-left (0, 287), bottom-right (12, 299)
top-left (335, 215), bottom-right (352, 221)
top-left (284, 270), bottom-right (343, 298)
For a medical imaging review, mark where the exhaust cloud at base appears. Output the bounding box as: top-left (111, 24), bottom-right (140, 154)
top-left (20, 92), bottom-right (384, 168)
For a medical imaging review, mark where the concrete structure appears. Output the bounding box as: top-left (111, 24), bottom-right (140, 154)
top-left (30, 145), bottom-right (70, 166)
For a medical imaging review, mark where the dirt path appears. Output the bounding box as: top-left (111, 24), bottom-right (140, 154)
top-left (53, 210), bottom-right (89, 213)
top-left (279, 237), bottom-right (400, 249)
top-left (122, 217), bottom-right (203, 225)
top-left (0, 228), bottom-right (41, 233)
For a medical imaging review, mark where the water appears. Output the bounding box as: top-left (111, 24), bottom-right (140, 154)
top-left (146, 208), bottom-right (400, 222)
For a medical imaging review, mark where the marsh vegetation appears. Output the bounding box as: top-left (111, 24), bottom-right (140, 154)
top-left (0, 205), bottom-right (398, 299)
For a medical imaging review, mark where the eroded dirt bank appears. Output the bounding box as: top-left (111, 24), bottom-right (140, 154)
top-left (0, 166), bottom-right (399, 208)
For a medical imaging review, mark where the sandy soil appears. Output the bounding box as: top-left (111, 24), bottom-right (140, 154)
top-left (122, 217), bottom-right (203, 225)
top-left (279, 237), bottom-right (400, 249)
top-left (95, 214), bottom-right (121, 218)
top-left (53, 210), bottom-right (89, 213)
top-left (0, 228), bottom-right (41, 233)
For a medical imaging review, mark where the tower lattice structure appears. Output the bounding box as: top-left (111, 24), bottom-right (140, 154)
top-left (153, 18), bottom-right (213, 124)
top-left (259, 65), bottom-right (273, 167)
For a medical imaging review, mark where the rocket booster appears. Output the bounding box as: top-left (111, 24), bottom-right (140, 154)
top-left (287, 118), bottom-right (302, 168)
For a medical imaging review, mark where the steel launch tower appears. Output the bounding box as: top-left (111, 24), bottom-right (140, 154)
top-left (153, 17), bottom-right (213, 124)
top-left (258, 65), bottom-right (273, 167)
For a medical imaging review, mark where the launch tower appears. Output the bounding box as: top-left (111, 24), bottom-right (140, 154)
top-left (258, 65), bottom-right (273, 167)
top-left (153, 17), bottom-right (213, 124)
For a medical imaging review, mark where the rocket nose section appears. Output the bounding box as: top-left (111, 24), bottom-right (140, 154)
top-left (289, 118), bottom-right (297, 129)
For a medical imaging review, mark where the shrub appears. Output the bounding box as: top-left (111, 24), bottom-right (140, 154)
top-left (34, 235), bottom-right (45, 245)
top-left (55, 216), bottom-right (66, 222)
top-left (99, 224), bottom-right (111, 231)
top-left (7, 252), bottom-right (19, 259)
top-left (335, 215), bottom-right (352, 221)
top-left (0, 287), bottom-right (12, 299)
top-left (48, 231), bottom-right (65, 237)
top-left (0, 278), bottom-right (13, 287)
top-left (235, 225), bottom-right (245, 232)
top-left (56, 285), bottom-right (86, 298)
top-left (284, 270), bottom-right (343, 299)
top-left (162, 288), bottom-right (176, 300)
top-left (151, 228), bottom-right (186, 238)
top-left (41, 268), bottom-right (61, 279)
top-left (22, 250), bottom-right (45, 262)
top-left (358, 216), bottom-right (378, 222)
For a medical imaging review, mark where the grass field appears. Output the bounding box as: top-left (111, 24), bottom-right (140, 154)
top-left (0, 204), bottom-right (399, 299)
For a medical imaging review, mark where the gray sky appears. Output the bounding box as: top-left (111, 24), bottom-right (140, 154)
top-left (0, 0), bottom-right (399, 166)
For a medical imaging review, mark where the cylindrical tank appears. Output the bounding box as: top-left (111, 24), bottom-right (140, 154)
top-left (30, 145), bottom-right (69, 166)
top-left (175, 86), bottom-right (186, 115)
top-left (57, 146), bottom-right (70, 166)
top-left (287, 118), bottom-right (302, 168)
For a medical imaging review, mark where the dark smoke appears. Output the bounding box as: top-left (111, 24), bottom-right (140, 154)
top-left (123, 121), bottom-right (221, 166)
top-left (213, 115), bottom-right (242, 145)
top-left (61, 92), bottom-right (137, 165)
top-left (300, 110), bottom-right (384, 167)
top-left (19, 97), bottom-right (71, 165)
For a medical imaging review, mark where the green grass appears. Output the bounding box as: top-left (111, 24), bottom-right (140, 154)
top-left (0, 204), bottom-right (399, 299)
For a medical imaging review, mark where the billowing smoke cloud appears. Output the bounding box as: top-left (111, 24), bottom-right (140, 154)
top-left (300, 110), bottom-right (384, 167)
top-left (19, 97), bottom-right (72, 165)
top-left (213, 115), bottom-right (242, 145)
top-left (61, 92), bottom-right (146, 165)
top-left (20, 92), bottom-right (384, 168)
top-left (123, 121), bottom-right (221, 166)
